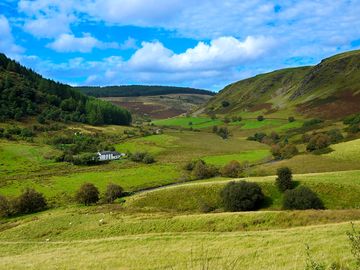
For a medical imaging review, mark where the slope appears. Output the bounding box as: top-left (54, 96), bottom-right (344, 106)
top-left (204, 49), bottom-right (360, 119)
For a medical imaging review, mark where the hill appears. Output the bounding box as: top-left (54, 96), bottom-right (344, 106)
top-left (76, 85), bottom-right (215, 97)
top-left (0, 54), bottom-right (131, 125)
top-left (203, 50), bottom-right (360, 119)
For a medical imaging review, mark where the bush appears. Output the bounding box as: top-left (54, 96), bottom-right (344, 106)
top-left (288, 116), bottom-right (295, 122)
top-left (272, 144), bottom-right (299, 160)
top-left (306, 133), bottom-right (331, 152)
top-left (276, 167), bottom-right (294, 192)
top-left (221, 160), bottom-right (243, 178)
top-left (326, 129), bottom-right (344, 143)
top-left (221, 181), bottom-right (264, 211)
top-left (14, 188), bottom-right (47, 214)
top-left (212, 125), bottom-right (218, 133)
top-left (143, 153), bottom-right (155, 164)
top-left (247, 132), bottom-right (267, 142)
top-left (257, 115), bottom-right (264, 121)
top-left (184, 159), bottom-right (205, 171)
top-left (222, 101), bottom-right (230, 107)
top-left (72, 153), bottom-right (99, 165)
top-left (191, 160), bottom-right (218, 179)
top-left (104, 183), bottom-right (123, 203)
top-left (216, 127), bottom-right (230, 139)
top-left (283, 186), bottom-right (324, 210)
top-left (303, 118), bottom-right (323, 128)
top-left (223, 117), bottom-right (230, 124)
top-left (75, 183), bottom-right (99, 205)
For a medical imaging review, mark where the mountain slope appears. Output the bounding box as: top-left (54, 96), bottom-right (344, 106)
top-left (76, 85), bottom-right (215, 97)
top-left (204, 50), bottom-right (360, 119)
top-left (0, 54), bottom-right (131, 125)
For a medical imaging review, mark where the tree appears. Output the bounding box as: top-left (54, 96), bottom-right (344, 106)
top-left (75, 183), bottom-right (99, 205)
top-left (222, 101), bottom-right (230, 107)
top-left (221, 160), bottom-right (243, 178)
top-left (220, 181), bottom-right (264, 211)
top-left (0, 195), bottom-right (12, 217)
top-left (306, 133), bottom-right (331, 152)
top-left (257, 115), bottom-right (264, 121)
top-left (326, 129), bottom-right (344, 143)
top-left (283, 186), bottom-right (324, 210)
top-left (104, 183), bottom-right (123, 203)
top-left (191, 160), bottom-right (217, 179)
top-left (276, 167), bottom-right (294, 192)
top-left (14, 188), bottom-right (47, 214)
top-left (143, 153), bottom-right (155, 164)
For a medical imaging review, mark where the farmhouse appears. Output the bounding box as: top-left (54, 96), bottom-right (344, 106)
top-left (97, 151), bottom-right (125, 161)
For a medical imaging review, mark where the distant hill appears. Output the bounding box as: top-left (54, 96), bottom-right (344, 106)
top-left (203, 50), bottom-right (360, 119)
top-left (76, 85), bottom-right (215, 97)
top-left (0, 54), bottom-right (131, 125)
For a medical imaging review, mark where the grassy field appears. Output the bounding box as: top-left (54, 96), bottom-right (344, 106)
top-left (326, 138), bottom-right (360, 160)
top-left (125, 170), bottom-right (360, 212)
top-left (202, 149), bottom-right (271, 166)
top-left (153, 116), bottom-right (223, 128)
top-left (0, 206), bottom-right (358, 269)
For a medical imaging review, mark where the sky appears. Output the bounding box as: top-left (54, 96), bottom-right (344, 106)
top-left (1, 0), bottom-right (360, 91)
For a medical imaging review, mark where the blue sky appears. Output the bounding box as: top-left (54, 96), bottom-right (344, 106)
top-left (1, 0), bottom-right (360, 91)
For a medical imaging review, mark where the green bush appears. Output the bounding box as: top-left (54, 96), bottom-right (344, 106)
top-left (326, 129), bottom-right (344, 143)
top-left (306, 133), bottom-right (331, 152)
top-left (221, 101), bottom-right (230, 107)
top-left (303, 118), bottom-right (323, 128)
top-left (220, 181), bottom-right (264, 211)
top-left (143, 153), bottom-right (155, 164)
top-left (272, 144), bottom-right (299, 160)
top-left (104, 183), bottom-right (123, 203)
top-left (221, 160), bottom-right (243, 178)
top-left (283, 186), bottom-right (324, 210)
top-left (288, 116), bottom-right (295, 122)
top-left (216, 127), bottom-right (230, 139)
top-left (257, 115), bottom-right (264, 121)
top-left (75, 183), bottom-right (99, 205)
top-left (14, 188), bottom-right (47, 214)
top-left (276, 167), bottom-right (294, 192)
top-left (191, 160), bottom-right (218, 180)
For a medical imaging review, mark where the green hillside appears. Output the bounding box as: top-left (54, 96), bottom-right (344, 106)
top-left (0, 54), bottom-right (131, 125)
top-left (77, 85), bottom-right (215, 97)
top-left (204, 50), bottom-right (360, 119)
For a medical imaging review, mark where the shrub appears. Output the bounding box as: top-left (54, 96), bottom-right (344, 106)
top-left (283, 186), bottom-right (324, 210)
top-left (306, 133), bottom-right (331, 152)
top-left (184, 159), bottom-right (205, 171)
top-left (75, 183), bottom-right (100, 205)
top-left (223, 117), bottom-right (230, 124)
top-left (104, 183), bottom-right (123, 203)
top-left (276, 167), bottom-right (294, 192)
top-left (348, 124), bottom-right (360, 134)
top-left (191, 160), bottom-right (218, 179)
top-left (303, 118), bottom-right (323, 128)
top-left (257, 115), bottom-right (264, 121)
top-left (247, 132), bottom-right (267, 143)
top-left (212, 125), bottom-right (218, 133)
top-left (14, 188), bottom-right (47, 214)
top-left (143, 153), bottom-right (155, 164)
top-left (130, 152), bottom-right (147, 162)
top-left (221, 181), bottom-right (264, 211)
top-left (288, 116), bottom-right (295, 122)
top-left (222, 101), bottom-right (230, 107)
top-left (72, 153), bottom-right (99, 165)
top-left (326, 129), bottom-right (344, 143)
top-left (217, 127), bottom-right (230, 139)
top-left (280, 144), bottom-right (299, 159)
top-left (221, 160), bottom-right (243, 178)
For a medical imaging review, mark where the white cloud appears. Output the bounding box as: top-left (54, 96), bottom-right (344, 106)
top-left (128, 36), bottom-right (276, 72)
top-left (23, 15), bottom-right (74, 38)
top-left (47, 33), bottom-right (119, 53)
top-left (119, 37), bottom-right (138, 50)
top-left (0, 15), bottom-right (24, 57)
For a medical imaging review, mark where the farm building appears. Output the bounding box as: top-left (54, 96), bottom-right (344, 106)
top-left (97, 151), bottom-right (125, 161)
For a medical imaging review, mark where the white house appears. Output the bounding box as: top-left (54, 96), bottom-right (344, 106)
top-left (97, 151), bottom-right (125, 161)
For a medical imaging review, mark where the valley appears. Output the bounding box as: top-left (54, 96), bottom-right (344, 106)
top-left (1, 50), bottom-right (360, 269)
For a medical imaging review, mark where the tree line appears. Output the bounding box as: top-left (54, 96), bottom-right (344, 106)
top-left (0, 53), bottom-right (131, 126)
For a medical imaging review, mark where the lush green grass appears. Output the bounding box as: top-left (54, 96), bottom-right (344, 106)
top-left (0, 163), bottom-right (182, 198)
top-left (230, 119), bottom-right (284, 129)
top-left (202, 149), bottom-right (271, 166)
top-left (0, 140), bottom-right (62, 176)
top-left (326, 138), bottom-right (360, 160)
top-left (153, 117), bottom-right (223, 128)
top-left (115, 134), bottom-right (178, 155)
top-left (0, 206), bottom-right (358, 269)
top-left (126, 170), bottom-right (360, 212)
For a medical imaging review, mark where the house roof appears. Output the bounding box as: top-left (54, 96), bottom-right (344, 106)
top-left (98, 151), bottom-right (121, 155)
